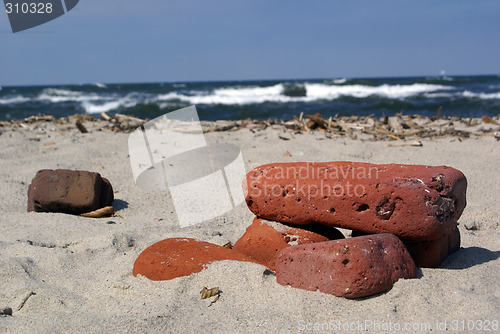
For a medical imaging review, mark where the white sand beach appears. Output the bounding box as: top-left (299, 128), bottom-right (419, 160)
top-left (0, 119), bottom-right (499, 333)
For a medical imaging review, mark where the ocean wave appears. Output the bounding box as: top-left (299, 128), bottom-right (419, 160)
top-left (305, 83), bottom-right (452, 100)
top-left (156, 84), bottom-right (290, 104)
top-left (462, 90), bottom-right (500, 100)
top-left (151, 83), bottom-right (453, 105)
top-left (425, 91), bottom-right (500, 100)
top-left (81, 95), bottom-right (139, 114)
top-left (38, 88), bottom-right (104, 103)
top-left (1, 81), bottom-right (497, 119)
top-left (0, 95), bottom-right (30, 104)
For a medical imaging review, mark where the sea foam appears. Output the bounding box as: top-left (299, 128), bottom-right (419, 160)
top-left (151, 83), bottom-right (453, 105)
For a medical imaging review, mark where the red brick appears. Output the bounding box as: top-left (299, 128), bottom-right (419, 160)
top-left (133, 238), bottom-right (256, 281)
top-left (243, 162), bottom-right (467, 240)
top-left (27, 169), bottom-right (114, 214)
top-left (352, 226), bottom-right (461, 268)
top-left (276, 234), bottom-right (417, 299)
top-left (402, 226), bottom-right (461, 267)
top-left (233, 217), bottom-right (344, 271)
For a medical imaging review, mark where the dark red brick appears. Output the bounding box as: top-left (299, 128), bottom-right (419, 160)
top-left (352, 226), bottom-right (461, 268)
top-left (276, 234), bottom-right (417, 298)
top-left (27, 169), bottom-right (114, 214)
top-left (401, 226), bottom-right (461, 267)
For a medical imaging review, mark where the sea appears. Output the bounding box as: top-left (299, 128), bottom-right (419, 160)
top-left (1, 75), bottom-right (499, 121)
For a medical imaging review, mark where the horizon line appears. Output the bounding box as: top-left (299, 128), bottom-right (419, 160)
top-left (2, 73), bottom-right (499, 89)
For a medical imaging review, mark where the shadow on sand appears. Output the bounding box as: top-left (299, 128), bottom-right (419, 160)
top-left (441, 247), bottom-right (500, 270)
top-left (112, 199), bottom-right (129, 211)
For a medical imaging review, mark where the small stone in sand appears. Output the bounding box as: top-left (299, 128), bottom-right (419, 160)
top-left (0, 307), bottom-right (13, 316)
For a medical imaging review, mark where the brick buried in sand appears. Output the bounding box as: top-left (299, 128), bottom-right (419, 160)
top-left (133, 238), bottom-right (257, 281)
top-left (233, 217), bottom-right (344, 271)
top-left (27, 169), bottom-right (114, 214)
top-left (352, 226), bottom-right (461, 268)
top-left (275, 234), bottom-right (417, 299)
top-left (243, 162), bottom-right (467, 240)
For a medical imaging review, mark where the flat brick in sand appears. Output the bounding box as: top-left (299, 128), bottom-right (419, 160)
top-left (275, 234), bottom-right (417, 299)
top-left (244, 162), bottom-right (467, 240)
top-left (27, 169), bottom-right (114, 214)
top-left (133, 238), bottom-right (256, 281)
top-left (233, 217), bottom-right (344, 271)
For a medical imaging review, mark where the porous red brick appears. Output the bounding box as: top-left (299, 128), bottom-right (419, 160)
top-left (27, 169), bottom-right (114, 214)
top-left (243, 162), bottom-right (467, 240)
top-left (133, 238), bottom-right (256, 281)
top-left (275, 234), bottom-right (417, 298)
top-left (233, 217), bottom-right (344, 271)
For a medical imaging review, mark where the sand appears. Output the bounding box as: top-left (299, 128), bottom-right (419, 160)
top-left (0, 120), bottom-right (499, 333)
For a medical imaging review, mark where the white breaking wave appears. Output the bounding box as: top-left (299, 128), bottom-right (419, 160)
top-left (153, 83), bottom-right (453, 105)
top-left (0, 95), bottom-right (30, 104)
top-left (81, 94), bottom-right (139, 114)
top-left (462, 90), bottom-right (500, 99)
top-left (190, 84), bottom-right (287, 104)
top-left (94, 82), bottom-right (107, 88)
top-left (425, 90), bottom-right (500, 100)
top-left (305, 83), bottom-right (452, 100)
top-left (38, 88), bottom-right (103, 103)
top-left (2, 83), bottom-right (497, 116)
top-left (157, 84), bottom-right (289, 104)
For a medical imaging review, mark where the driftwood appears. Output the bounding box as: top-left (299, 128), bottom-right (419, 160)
top-left (79, 206), bottom-right (115, 218)
top-left (200, 287), bottom-right (219, 299)
top-left (387, 141), bottom-right (423, 147)
top-left (481, 115), bottom-right (498, 124)
top-left (2, 112), bottom-right (499, 140)
top-left (75, 120), bottom-right (88, 133)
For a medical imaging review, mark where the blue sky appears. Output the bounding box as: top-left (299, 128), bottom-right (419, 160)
top-left (1, 0), bottom-right (499, 86)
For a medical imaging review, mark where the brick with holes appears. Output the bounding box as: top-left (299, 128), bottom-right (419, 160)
top-left (243, 162), bottom-right (467, 240)
top-left (275, 233), bottom-right (417, 298)
top-left (233, 217), bottom-right (344, 271)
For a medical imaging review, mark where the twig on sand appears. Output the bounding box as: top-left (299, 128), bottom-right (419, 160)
top-left (17, 291), bottom-right (35, 311)
top-left (75, 120), bottom-right (88, 133)
top-left (387, 141), bottom-right (423, 147)
top-left (80, 206), bottom-right (117, 218)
